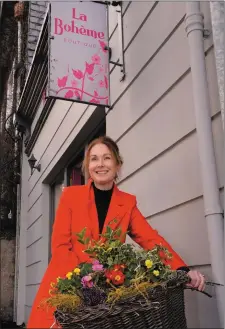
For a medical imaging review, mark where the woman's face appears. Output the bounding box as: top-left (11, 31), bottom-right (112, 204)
top-left (88, 143), bottom-right (119, 189)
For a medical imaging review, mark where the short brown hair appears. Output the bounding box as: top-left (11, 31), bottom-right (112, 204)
top-left (82, 136), bottom-right (123, 179)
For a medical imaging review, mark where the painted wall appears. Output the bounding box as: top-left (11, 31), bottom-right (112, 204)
top-left (107, 2), bottom-right (223, 328)
top-left (17, 2), bottom-right (223, 327)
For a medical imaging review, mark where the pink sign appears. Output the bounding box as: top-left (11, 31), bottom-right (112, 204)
top-left (48, 2), bottom-right (110, 107)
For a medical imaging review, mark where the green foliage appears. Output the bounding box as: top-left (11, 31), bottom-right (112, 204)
top-left (51, 221), bottom-right (174, 302)
top-left (80, 263), bottom-right (93, 277)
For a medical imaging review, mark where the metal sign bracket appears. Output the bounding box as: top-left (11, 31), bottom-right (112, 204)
top-left (105, 2), bottom-right (125, 81)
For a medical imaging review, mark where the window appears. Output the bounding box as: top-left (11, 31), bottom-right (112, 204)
top-left (67, 150), bottom-right (85, 187)
top-left (49, 170), bottom-right (65, 260)
top-left (51, 171), bottom-right (65, 220)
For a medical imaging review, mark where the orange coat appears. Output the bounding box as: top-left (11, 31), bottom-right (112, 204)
top-left (27, 180), bottom-right (187, 328)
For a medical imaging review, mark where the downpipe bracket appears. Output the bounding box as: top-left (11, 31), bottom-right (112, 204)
top-left (203, 28), bottom-right (211, 39)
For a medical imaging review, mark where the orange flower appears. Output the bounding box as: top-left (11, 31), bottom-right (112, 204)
top-left (111, 270), bottom-right (125, 285)
top-left (105, 269), bottom-right (113, 280)
top-left (105, 265), bottom-right (126, 285)
top-left (113, 264), bottom-right (126, 271)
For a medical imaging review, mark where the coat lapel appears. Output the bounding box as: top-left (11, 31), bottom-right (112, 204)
top-left (101, 184), bottom-right (127, 235)
top-left (86, 179), bottom-right (99, 241)
top-left (86, 180), bottom-right (128, 241)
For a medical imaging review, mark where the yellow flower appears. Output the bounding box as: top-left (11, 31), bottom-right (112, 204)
top-left (66, 272), bottom-right (73, 280)
top-left (153, 270), bottom-right (160, 277)
top-left (56, 277), bottom-right (61, 282)
top-left (145, 259), bottom-right (153, 269)
top-left (50, 282), bottom-right (55, 288)
top-left (74, 268), bottom-right (81, 275)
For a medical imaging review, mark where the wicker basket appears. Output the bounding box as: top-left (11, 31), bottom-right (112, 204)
top-left (54, 272), bottom-right (189, 329)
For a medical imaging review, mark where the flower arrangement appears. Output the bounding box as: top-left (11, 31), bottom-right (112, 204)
top-left (44, 220), bottom-right (179, 314)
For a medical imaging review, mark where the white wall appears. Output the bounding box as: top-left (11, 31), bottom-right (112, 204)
top-left (106, 2), bottom-right (223, 328)
top-left (16, 144), bottom-right (29, 325)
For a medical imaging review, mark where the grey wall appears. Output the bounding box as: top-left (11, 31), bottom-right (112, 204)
top-left (107, 2), bottom-right (223, 328)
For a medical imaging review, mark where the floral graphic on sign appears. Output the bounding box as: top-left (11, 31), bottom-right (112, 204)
top-left (98, 40), bottom-right (107, 53)
top-left (56, 50), bottom-right (109, 106)
top-left (92, 54), bottom-right (101, 64)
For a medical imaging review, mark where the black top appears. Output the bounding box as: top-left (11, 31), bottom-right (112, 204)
top-left (93, 183), bottom-right (114, 234)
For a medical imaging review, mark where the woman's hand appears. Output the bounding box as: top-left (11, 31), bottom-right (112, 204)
top-left (187, 270), bottom-right (205, 291)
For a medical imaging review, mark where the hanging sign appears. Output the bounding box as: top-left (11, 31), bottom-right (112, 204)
top-left (48, 2), bottom-right (110, 107)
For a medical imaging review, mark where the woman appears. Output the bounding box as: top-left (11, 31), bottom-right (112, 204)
top-left (27, 136), bottom-right (205, 328)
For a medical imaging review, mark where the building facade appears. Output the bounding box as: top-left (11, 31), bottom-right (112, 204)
top-left (14, 2), bottom-right (224, 328)
top-left (0, 1), bottom-right (28, 322)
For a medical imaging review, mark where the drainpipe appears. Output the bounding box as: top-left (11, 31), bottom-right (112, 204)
top-left (210, 2), bottom-right (224, 129)
top-left (185, 2), bottom-right (224, 327)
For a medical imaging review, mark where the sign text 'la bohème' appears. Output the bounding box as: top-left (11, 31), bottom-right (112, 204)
top-left (49, 2), bottom-right (110, 106)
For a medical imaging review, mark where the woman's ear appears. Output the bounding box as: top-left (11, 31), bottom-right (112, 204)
top-left (115, 164), bottom-right (122, 180)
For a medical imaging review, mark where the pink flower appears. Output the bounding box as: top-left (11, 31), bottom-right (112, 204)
top-left (86, 62), bottom-right (95, 75)
top-left (72, 69), bottom-right (83, 79)
top-left (99, 40), bottom-right (107, 53)
top-left (92, 54), bottom-right (101, 64)
top-left (99, 80), bottom-right (105, 88)
top-left (92, 260), bottom-right (104, 272)
top-left (81, 275), bottom-right (94, 288)
top-left (71, 80), bottom-right (78, 88)
top-left (64, 90), bottom-right (73, 98)
top-left (57, 75), bottom-right (68, 88)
